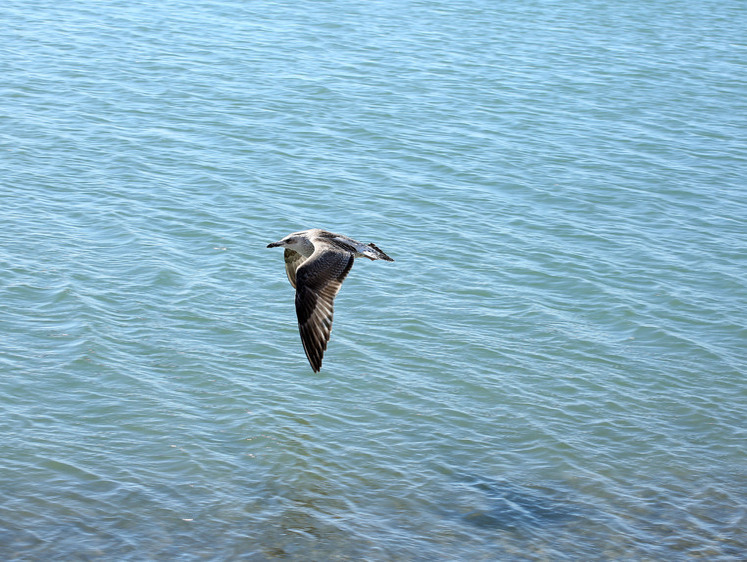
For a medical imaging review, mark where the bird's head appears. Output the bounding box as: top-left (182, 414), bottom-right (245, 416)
top-left (267, 232), bottom-right (312, 254)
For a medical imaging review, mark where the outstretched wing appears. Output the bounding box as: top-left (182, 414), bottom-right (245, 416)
top-left (284, 249), bottom-right (307, 289)
top-left (294, 247), bottom-right (354, 372)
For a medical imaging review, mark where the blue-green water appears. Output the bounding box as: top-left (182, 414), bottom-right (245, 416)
top-left (2, 0), bottom-right (746, 559)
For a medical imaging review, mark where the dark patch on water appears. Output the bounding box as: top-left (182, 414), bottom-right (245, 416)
top-left (453, 475), bottom-right (582, 532)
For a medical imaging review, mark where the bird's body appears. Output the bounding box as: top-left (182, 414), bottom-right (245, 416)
top-left (267, 229), bottom-right (394, 372)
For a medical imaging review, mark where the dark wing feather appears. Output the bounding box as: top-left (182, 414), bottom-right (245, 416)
top-left (284, 249), bottom-right (307, 289)
top-left (294, 247), bottom-right (354, 372)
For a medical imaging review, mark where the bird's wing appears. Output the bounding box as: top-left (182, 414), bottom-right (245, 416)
top-left (294, 245), bottom-right (355, 372)
top-left (284, 249), bottom-right (307, 289)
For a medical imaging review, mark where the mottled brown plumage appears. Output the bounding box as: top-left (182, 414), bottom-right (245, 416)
top-left (267, 229), bottom-right (394, 372)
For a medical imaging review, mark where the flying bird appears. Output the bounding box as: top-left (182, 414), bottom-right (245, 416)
top-left (267, 229), bottom-right (394, 372)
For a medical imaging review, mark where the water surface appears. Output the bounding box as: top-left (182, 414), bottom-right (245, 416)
top-left (1, 0), bottom-right (746, 559)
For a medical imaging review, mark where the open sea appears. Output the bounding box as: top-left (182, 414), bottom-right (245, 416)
top-left (1, 0), bottom-right (745, 559)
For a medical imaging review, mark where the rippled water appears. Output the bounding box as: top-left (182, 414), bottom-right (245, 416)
top-left (2, 0), bottom-right (746, 559)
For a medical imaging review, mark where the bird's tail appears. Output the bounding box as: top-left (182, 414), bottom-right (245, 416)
top-left (367, 243), bottom-right (394, 262)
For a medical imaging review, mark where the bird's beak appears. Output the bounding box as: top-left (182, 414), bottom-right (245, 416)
top-left (267, 241), bottom-right (283, 248)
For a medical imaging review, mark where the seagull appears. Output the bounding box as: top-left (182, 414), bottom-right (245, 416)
top-left (267, 229), bottom-right (394, 372)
